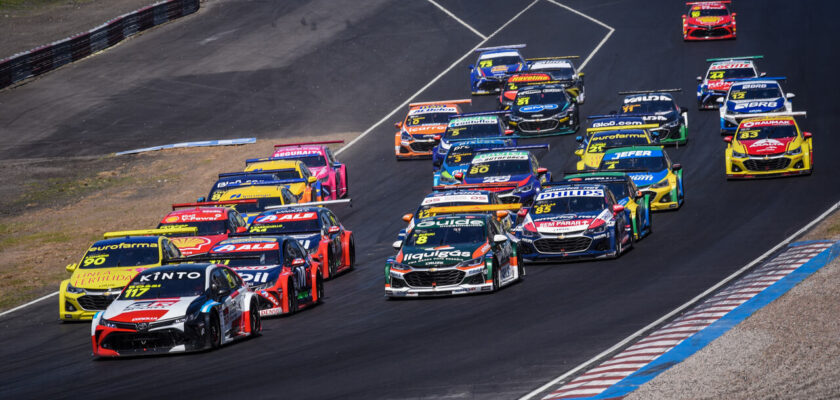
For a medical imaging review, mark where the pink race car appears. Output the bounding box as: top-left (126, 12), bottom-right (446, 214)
top-left (271, 141), bottom-right (348, 200)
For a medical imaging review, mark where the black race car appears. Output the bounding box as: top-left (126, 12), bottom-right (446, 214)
top-left (508, 83), bottom-right (580, 136)
top-left (616, 89), bottom-right (687, 145)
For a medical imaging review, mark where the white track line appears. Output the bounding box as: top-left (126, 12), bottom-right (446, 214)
top-left (518, 199), bottom-right (840, 400)
top-left (426, 0), bottom-right (487, 40)
top-left (0, 291), bottom-right (58, 318)
top-left (335, 0), bottom-right (540, 156)
top-left (544, 0), bottom-right (614, 71)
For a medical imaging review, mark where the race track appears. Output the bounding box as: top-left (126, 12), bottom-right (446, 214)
top-left (0, 1), bottom-right (838, 399)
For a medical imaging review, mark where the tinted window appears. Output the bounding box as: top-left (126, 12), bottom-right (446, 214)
top-left (81, 242), bottom-right (160, 269)
top-left (157, 221), bottom-right (227, 236)
top-left (118, 268), bottom-right (206, 300)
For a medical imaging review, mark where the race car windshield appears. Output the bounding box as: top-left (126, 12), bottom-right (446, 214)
top-left (443, 124), bottom-right (500, 140)
top-left (466, 159), bottom-right (532, 178)
top-left (601, 156), bottom-right (666, 172)
top-left (516, 90), bottom-right (568, 106)
top-left (588, 134), bottom-right (650, 153)
top-left (706, 68), bottom-right (755, 80)
top-left (230, 198), bottom-right (286, 214)
top-left (211, 251), bottom-right (281, 267)
top-left (445, 149), bottom-right (476, 166)
top-left (157, 221), bottom-right (227, 236)
top-left (406, 113), bottom-right (453, 126)
top-left (534, 67), bottom-right (575, 80)
top-left (481, 56), bottom-right (522, 67)
top-left (416, 201), bottom-right (491, 215)
top-left (81, 245), bottom-right (160, 268)
top-left (690, 9), bottom-right (729, 17)
top-left (621, 101), bottom-right (674, 114)
top-left (604, 182), bottom-right (630, 198)
top-left (248, 219), bottom-right (321, 234)
top-left (210, 174), bottom-right (278, 196)
top-left (275, 154), bottom-right (326, 167)
top-left (531, 197), bottom-right (606, 214)
top-left (738, 125), bottom-right (797, 140)
top-left (119, 272), bottom-right (206, 300)
top-left (730, 87), bottom-right (782, 100)
top-left (405, 225), bottom-right (486, 247)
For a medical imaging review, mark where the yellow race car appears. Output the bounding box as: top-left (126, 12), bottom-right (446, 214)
top-left (574, 122), bottom-right (661, 170)
top-left (724, 114), bottom-right (812, 179)
top-left (59, 228), bottom-right (193, 321)
top-left (214, 185), bottom-right (299, 224)
top-left (243, 158), bottom-right (323, 202)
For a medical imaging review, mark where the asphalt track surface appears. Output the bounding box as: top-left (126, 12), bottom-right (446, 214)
top-left (0, 1), bottom-right (837, 399)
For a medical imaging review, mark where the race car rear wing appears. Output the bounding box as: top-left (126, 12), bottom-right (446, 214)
top-left (164, 254), bottom-right (267, 264)
top-left (618, 89), bottom-right (682, 95)
top-left (409, 99), bottom-right (471, 107)
top-left (473, 144), bottom-right (550, 153)
top-left (474, 44), bottom-right (526, 52)
top-left (171, 199), bottom-right (258, 210)
top-left (273, 140), bottom-right (344, 148)
top-left (729, 111), bottom-right (806, 120)
top-left (586, 123), bottom-right (661, 134)
top-left (264, 198), bottom-right (352, 210)
top-left (724, 76), bottom-right (786, 82)
top-left (706, 55), bottom-right (763, 62)
top-left (221, 179), bottom-right (309, 189)
top-left (450, 111), bottom-right (509, 119)
top-left (687, 1), bottom-right (730, 5)
top-left (432, 182), bottom-right (519, 191)
top-left (218, 169), bottom-right (299, 179)
top-left (103, 227), bottom-right (197, 239)
top-left (245, 156), bottom-right (308, 164)
top-left (526, 56), bottom-right (579, 61)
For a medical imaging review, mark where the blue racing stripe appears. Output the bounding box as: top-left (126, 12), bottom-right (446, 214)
top-left (201, 300), bottom-right (220, 313)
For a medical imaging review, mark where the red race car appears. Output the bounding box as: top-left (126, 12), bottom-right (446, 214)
top-left (394, 99), bottom-right (471, 160)
top-left (270, 141), bottom-right (348, 200)
top-left (157, 202), bottom-right (249, 255)
top-left (682, 1), bottom-right (736, 41)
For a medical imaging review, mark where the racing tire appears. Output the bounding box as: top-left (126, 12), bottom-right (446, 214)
top-left (327, 246), bottom-right (337, 279)
top-left (612, 228), bottom-right (623, 259)
top-left (492, 257), bottom-right (502, 291)
top-left (516, 253), bottom-right (525, 282)
top-left (348, 235), bottom-right (356, 271)
top-left (286, 280), bottom-right (298, 315)
top-left (208, 312), bottom-right (222, 349)
top-left (249, 300), bottom-right (261, 337)
top-left (342, 169), bottom-right (349, 197)
top-left (316, 275), bottom-right (324, 304)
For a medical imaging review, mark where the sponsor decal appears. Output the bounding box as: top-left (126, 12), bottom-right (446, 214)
top-left (449, 116), bottom-right (497, 127)
top-left (212, 242), bottom-right (280, 253)
top-left (71, 268), bottom-right (146, 287)
top-left (273, 149), bottom-right (322, 158)
top-left (624, 95), bottom-right (671, 103)
top-left (472, 151), bottom-right (529, 163)
top-left (591, 119), bottom-right (643, 128)
top-left (740, 83), bottom-right (769, 89)
top-left (630, 174), bottom-right (655, 182)
top-left (421, 194), bottom-right (488, 206)
top-left (406, 125), bottom-right (446, 134)
top-left (89, 242), bottom-right (158, 251)
top-left (536, 190), bottom-right (604, 200)
top-left (402, 249), bottom-right (472, 262)
top-left (531, 60), bottom-right (571, 68)
top-left (747, 138), bottom-right (786, 154)
top-left (254, 212), bottom-right (317, 224)
top-left (415, 219), bottom-right (484, 228)
top-left (171, 237), bottom-right (212, 251)
top-left (519, 104), bottom-right (559, 113)
top-left (139, 271), bottom-right (202, 281)
top-left (605, 150), bottom-right (655, 160)
top-left (536, 219), bottom-right (592, 233)
top-left (710, 63), bottom-right (750, 70)
top-left (482, 176), bottom-right (512, 183)
top-left (740, 119), bottom-right (794, 128)
top-left (124, 300), bottom-right (179, 311)
top-left (164, 216), bottom-right (179, 223)
top-left (409, 106), bottom-right (458, 115)
top-left (732, 101), bottom-right (782, 111)
top-left (491, 65), bottom-right (508, 73)
top-left (508, 74), bottom-right (551, 83)
top-left (591, 133), bottom-right (648, 141)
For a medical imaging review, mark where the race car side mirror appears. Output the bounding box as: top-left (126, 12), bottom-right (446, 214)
top-left (696, 76), bottom-right (702, 82)
top-left (454, 172), bottom-right (464, 180)
top-left (394, 121), bottom-right (403, 129)
top-left (504, 129), bottom-right (514, 135)
top-left (803, 132), bottom-right (812, 139)
top-left (731, 12), bottom-right (737, 17)
top-left (760, 72), bottom-right (766, 77)
top-left (65, 263), bottom-right (77, 272)
top-left (537, 167), bottom-right (548, 175)
top-left (433, 134), bottom-right (442, 141)
top-left (612, 204), bottom-right (625, 214)
top-left (723, 136), bottom-right (733, 143)
top-left (575, 136), bottom-right (583, 142)
top-left (578, 72), bottom-right (584, 78)
top-left (672, 163), bottom-right (683, 171)
top-left (291, 258), bottom-right (306, 267)
top-left (495, 210), bottom-right (509, 221)
top-left (392, 240), bottom-right (403, 250)
top-left (517, 208), bottom-right (529, 218)
top-left (681, 14), bottom-right (686, 18)
top-left (402, 213), bottom-right (413, 223)
top-left (308, 176), bottom-right (317, 183)
top-left (468, 65), bottom-right (474, 70)
top-left (493, 234), bottom-right (508, 244)
top-left (786, 93), bottom-right (795, 99)
top-left (716, 97), bottom-right (724, 103)
top-left (197, 196), bottom-right (206, 202)
top-left (635, 190), bottom-right (644, 199)
top-left (328, 226), bottom-right (341, 234)
top-left (236, 227), bottom-right (247, 233)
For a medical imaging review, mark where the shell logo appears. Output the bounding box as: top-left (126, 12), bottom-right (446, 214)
top-left (171, 237), bottom-right (212, 250)
top-left (164, 216), bottom-right (180, 223)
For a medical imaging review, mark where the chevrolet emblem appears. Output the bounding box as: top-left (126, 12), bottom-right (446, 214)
top-left (559, 234), bottom-right (565, 239)
top-left (136, 322), bottom-right (149, 332)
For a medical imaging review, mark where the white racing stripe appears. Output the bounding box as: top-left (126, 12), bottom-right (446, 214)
top-left (0, 291), bottom-right (58, 318)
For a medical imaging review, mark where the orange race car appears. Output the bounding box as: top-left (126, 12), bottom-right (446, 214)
top-left (394, 99), bottom-right (471, 160)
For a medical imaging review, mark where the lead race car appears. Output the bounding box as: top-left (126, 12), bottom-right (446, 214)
top-left (270, 141), bottom-right (348, 199)
top-left (468, 44), bottom-right (527, 95)
top-left (696, 56), bottom-right (764, 109)
top-left (617, 89), bottom-right (688, 145)
top-left (682, 1), bottom-right (736, 41)
top-left (718, 77), bottom-right (794, 134)
top-left (723, 113), bottom-right (812, 179)
top-left (394, 99), bottom-right (470, 160)
top-left (91, 263), bottom-right (260, 357)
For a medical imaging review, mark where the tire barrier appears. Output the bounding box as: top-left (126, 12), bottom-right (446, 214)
top-left (0, 0), bottom-right (200, 90)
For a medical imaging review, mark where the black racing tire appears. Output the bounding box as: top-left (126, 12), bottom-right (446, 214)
top-left (612, 227), bottom-right (623, 259)
top-left (327, 246), bottom-right (337, 279)
top-left (516, 253), bottom-right (525, 282)
top-left (286, 280), bottom-right (298, 315)
top-left (342, 169), bottom-right (349, 197)
top-left (348, 235), bottom-right (356, 271)
top-left (316, 275), bottom-right (324, 304)
top-left (249, 300), bottom-right (261, 337)
top-left (492, 257), bottom-right (502, 291)
top-left (208, 312), bottom-right (222, 349)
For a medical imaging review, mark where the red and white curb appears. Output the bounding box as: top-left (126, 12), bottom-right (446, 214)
top-left (542, 241), bottom-right (834, 400)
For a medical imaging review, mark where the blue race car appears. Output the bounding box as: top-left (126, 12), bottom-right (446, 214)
top-left (432, 113), bottom-right (513, 168)
top-left (434, 138), bottom-right (514, 186)
top-left (515, 183), bottom-right (632, 262)
top-left (718, 78), bottom-right (794, 134)
top-left (597, 146), bottom-right (684, 212)
top-left (561, 172), bottom-right (651, 240)
top-left (468, 44), bottom-right (527, 95)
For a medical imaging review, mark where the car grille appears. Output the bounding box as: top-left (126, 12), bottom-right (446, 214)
top-left (498, 195), bottom-right (521, 204)
top-left (78, 295), bottom-right (117, 310)
top-left (100, 329), bottom-right (185, 353)
top-left (409, 141), bottom-right (437, 152)
top-left (404, 270), bottom-right (465, 287)
top-left (534, 237), bottom-right (592, 253)
top-left (519, 120), bottom-right (560, 133)
top-left (744, 158), bottom-right (790, 171)
top-left (690, 28), bottom-right (731, 37)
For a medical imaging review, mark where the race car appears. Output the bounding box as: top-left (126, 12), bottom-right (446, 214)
top-left (682, 1), bottom-right (736, 41)
top-left (562, 172), bottom-right (652, 240)
top-left (91, 263), bottom-right (260, 357)
top-left (515, 183), bottom-right (632, 262)
top-left (432, 113), bottom-right (513, 168)
top-left (574, 122), bottom-right (660, 170)
top-left (437, 145), bottom-right (550, 205)
top-left (386, 205), bottom-right (523, 297)
top-left (157, 203), bottom-right (248, 256)
top-left (205, 170), bottom-right (298, 202)
top-left (204, 236), bottom-right (323, 317)
top-left (617, 89), bottom-right (688, 145)
top-left (271, 141), bottom-right (348, 199)
top-left (526, 56), bottom-right (586, 103)
top-left (498, 72), bottom-right (553, 110)
top-left (209, 187), bottom-right (299, 224)
top-left (394, 99), bottom-right (471, 160)
top-left (469, 44), bottom-right (527, 95)
top-left (718, 78), bottom-right (794, 134)
top-left (60, 229), bottom-right (192, 321)
top-left (696, 56), bottom-right (764, 109)
top-left (596, 146), bottom-right (684, 211)
top-left (508, 83), bottom-right (580, 136)
top-left (434, 138), bottom-right (513, 186)
top-left (398, 189), bottom-right (518, 240)
top-left (245, 204), bottom-right (355, 279)
top-left (723, 113), bottom-right (812, 179)
top-left (243, 159), bottom-right (324, 202)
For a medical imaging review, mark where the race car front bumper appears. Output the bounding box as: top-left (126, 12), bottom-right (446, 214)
top-left (698, 89), bottom-right (726, 109)
top-left (517, 231), bottom-right (617, 262)
top-left (510, 115), bottom-right (577, 136)
top-left (641, 183), bottom-right (682, 211)
top-left (683, 25), bottom-right (735, 41)
top-left (60, 281), bottom-right (121, 321)
top-left (92, 319), bottom-right (206, 357)
top-left (395, 134), bottom-right (436, 159)
top-left (386, 265), bottom-right (493, 297)
top-left (472, 77), bottom-right (506, 95)
top-left (726, 153), bottom-right (812, 179)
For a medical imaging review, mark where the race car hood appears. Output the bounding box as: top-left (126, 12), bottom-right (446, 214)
top-left (405, 124), bottom-right (447, 136)
top-left (286, 233), bottom-right (323, 252)
top-left (727, 99), bottom-right (785, 114)
top-left (104, 296), bottom-right (201, 323)
top-left (705, 80), bottom-right (733, 92)
top-left (532, 210), bottom-right (602, 234)
top-left (631, 110), bottom-right (677, 124)
top-left (170, 234), bottom-right (227, 256)
top-left (462, 174), bottom-right (530, 189)
top-left (739, 137), bottom-right (796, 156)
top-left (479, 63), bottom-right (524, 79)
top-left (398, 243), bottom-right (487, 267)
top-left (687, 15), bottom-right (731, 26)
top-left (70, 266), bottom-right (154, 290)
top-left (231, 264), bottom-right (284, 286)
top-left (308, 166), bottom-right (330, 180)
top-left (627, 170), bottom-right (669, 189)
top-left (513, 103), bottom-right (568, 119)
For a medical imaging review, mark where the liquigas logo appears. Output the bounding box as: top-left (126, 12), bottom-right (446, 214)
top-left (402, 249), bottom-right (472, 262)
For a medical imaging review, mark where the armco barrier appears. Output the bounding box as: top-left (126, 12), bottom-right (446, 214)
top-left (0, 0), bottom-right (199, 90)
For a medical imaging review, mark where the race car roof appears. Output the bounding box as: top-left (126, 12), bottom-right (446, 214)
top-left (272, 146), bottom-right (324, 156)
top-left (91, 235), bottom-right (160, 247)
top-left (244, 159), bottom-right (304, 169)
top-left (478, 50), bottom-right (522, 59)
top-left (163, 207), bottom-right (229, 220)
top-left (528, 59), bottom-right (573, 69)
top-left (217, 185), bottom-right (290, 199)
top-left (409, 105), bottom-right (459, 115)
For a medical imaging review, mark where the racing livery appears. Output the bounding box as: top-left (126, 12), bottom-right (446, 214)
top-left (597, 146), bottom-right (684, 211)
top-left (562, 172), bottom-right (652, 240)
top-left (696, 56), bottom-right (763, 109)
top-left (91, 263), bottom-right (260, 356)
top-left (682, 1), bottom-right (736, 41)
top-left (243, 159), bottom-right (324, 202)
top-left (157, 204), bottom-right (247, 256)
top-left (515, 184), bottom-right (632, 262)
top-left (724, 114), bottom-right (812, 178)
top-left (209, 187), bottom-right (298, 224)
top-left (270, 141), bottom-right (348, 199)
top-left (60, 230), bottom-right (189, 321)
top-left (432, 113), bottom-right (512, 167)
top-left (394, 99), bottom-right (470, 160)
top-left (575, 123), bottom-right (660, 170)
top-left (469, 44), bottom-right (527, 95)
top-left (718, 78), bottom-right (794, 134)
top-left (508, 83), bottom-right (580, 136)
top-left (399, 190), bottom-right (517, 240)
top-left (618, 90), bottom-right (688, 145)
top-left (246, 206), bottom-right (355, 279)
top-left (434, 138), bottom-right (513, 186)
top-left (498, 72), bottom-right (553, 110)
top-left (386, 208), bottom-right (523, 297)
top-left (526, 56), bottom-right (586, 103)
